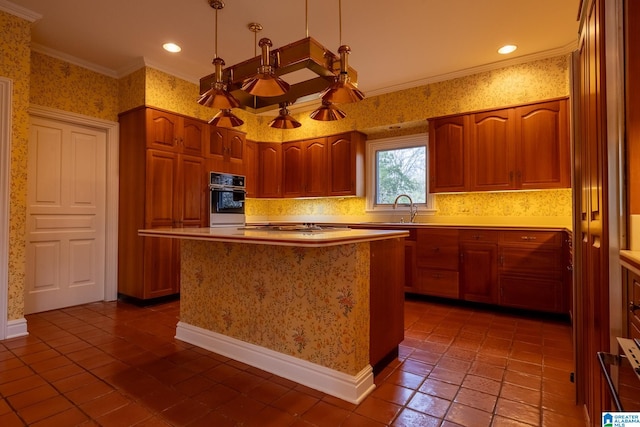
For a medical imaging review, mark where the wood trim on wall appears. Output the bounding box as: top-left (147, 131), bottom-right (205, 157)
top-left (0, 77), bottom-right (11, 340)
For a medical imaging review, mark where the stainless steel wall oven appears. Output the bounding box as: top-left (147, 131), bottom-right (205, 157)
top-left (209, 172), bottom-right (246, 227)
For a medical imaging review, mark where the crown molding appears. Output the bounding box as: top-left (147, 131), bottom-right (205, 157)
top-left (0, 0), bottom-right (41, 22)
top-left (30, 43), bottom-right (119, 78)
top-left (365, 41), bottom-right (578, 98)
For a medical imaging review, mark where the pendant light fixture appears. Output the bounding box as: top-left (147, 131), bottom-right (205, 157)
top-left (209, 109), bottom-right (244, 127)
top-left (309, 100), bottom-right (346, 121)
top-left (197, 0), bottom-right (243, 127)
top-left (241, 38), bottom-right (290, 97)
top-left (319, 0), bottom-right (365, 104)
top-left (269, 103), bottom-right (301, 129)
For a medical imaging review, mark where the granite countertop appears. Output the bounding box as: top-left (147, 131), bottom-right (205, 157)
top-left (138, 226), bottom-right (409, 248)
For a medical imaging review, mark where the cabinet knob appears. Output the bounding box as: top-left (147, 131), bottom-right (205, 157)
top-left (520, 236), bottom-right (537, 241)
top-left (433, 246), bottom-right (440, 252)
top-left (630, 301), bottom-right (640, 313)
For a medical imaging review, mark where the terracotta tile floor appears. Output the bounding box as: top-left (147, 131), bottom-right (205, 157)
top-left (0, 297), bottom-right (587, 426)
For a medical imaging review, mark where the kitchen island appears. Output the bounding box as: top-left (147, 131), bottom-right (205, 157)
top-left (138, 226), bottom-right (408, 403)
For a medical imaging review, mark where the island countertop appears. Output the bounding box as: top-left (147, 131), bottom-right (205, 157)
top-left (138, 226), bottom-right (409, 247)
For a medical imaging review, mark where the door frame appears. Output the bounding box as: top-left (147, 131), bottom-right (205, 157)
top-left (0, 78), bottom-right (11, 340)
top-left (0, 106), bottom-right (119, 338)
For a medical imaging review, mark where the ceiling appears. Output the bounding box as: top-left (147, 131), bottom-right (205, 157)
top-left (4, 0), bottom-right (579, 109)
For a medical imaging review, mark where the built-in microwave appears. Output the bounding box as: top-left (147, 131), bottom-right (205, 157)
top-left (209, 172), bottom-right (246, 227)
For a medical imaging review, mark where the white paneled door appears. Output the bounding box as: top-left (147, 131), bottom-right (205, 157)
top-left (25, 117), bottom-right (107, 314)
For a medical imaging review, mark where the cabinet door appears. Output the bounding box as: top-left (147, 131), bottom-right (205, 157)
top-left (416, 229), bottom-right (459, 270)
top-left (460, 242), bottom-right (498, 303)
top-left (146, 109), bottom-right (179, 152)
top-left (179, 154), bottom-right (207, 227)
top-left (327, 133), bottom-right (364, 196)
top-left (515, 99), bottom-right (570, 189)
top-left (499, 275), bottom-right (564, 313)
top-left (226, 130), bottom-right (245, 174)
top-left (469, 109), bottom-right (516, 191)
top-left (181, 117), bottom-right (206, 156)
top-left (145, 149), bottom-right (179, 228)
top-left (429, 115), bottom-right (468, 193)
top-left (208, 127), bottom-right (226, 172)
top-left (143, 237), bottom-right (180, 299)
top-left (258, 143), bottom-right (282, 197)
top-left (282, 142), bottom-right (304, 197)
top-left (303, 138), bottom-right (328, 197)
top-left (244, 140), bottom-right (258, 198)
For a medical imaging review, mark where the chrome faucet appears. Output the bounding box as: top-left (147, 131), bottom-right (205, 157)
top-left (393, 194), bottom-right (417, 223)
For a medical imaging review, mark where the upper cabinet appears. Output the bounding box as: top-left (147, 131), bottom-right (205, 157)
top-left (249, 131), bottom-right (366, 199)
top-left (327, 132), bottom-right (366, 197)
top-left (207, 127), bottom-right (246, 175)
top-left (429, 115), bottom-right (469, 193)
top-left (145, 108), bottom-right (206, 156)
top-left (429, 98), bottom-right (570, 193)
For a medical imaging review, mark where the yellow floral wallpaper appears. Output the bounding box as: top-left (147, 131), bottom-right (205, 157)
top-left (1, 10), bottom-right (31, 321)
top-left (30, 52), bottom-right (119, 122)
top-left (180, 240), bottom-right (370, 375)
top-left (246, 189), bottom-right (573, 227)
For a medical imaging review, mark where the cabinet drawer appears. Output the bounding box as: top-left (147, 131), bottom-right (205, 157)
top-left (499, 274), bottom-right (565, 313)
top-left (416, 229), bottom-right (459, 270)
top-left (415, 268), bottom-right (459, 299)
top-left (459, 229), bottom-right (498, 243)
top-left (499, 230), bottom-right (562, 246)
top-left (499, 246), bottom-right (562, 276)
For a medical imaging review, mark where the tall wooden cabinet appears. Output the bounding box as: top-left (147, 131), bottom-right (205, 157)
top-left (118, 107), bottom-right (209, 300)
top-left (573, 0), bottom-right (611, 422)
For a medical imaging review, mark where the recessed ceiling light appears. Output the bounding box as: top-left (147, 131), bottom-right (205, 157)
top-left (163, 43), bottom-right (182, 53)
top-left (498, 44), bottom-right (517, 55)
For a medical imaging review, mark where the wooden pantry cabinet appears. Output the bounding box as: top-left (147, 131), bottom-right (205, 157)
top-left (429, 98), bottom-right (570, 193)
top-left (118, 107), bottom-right (212, 300)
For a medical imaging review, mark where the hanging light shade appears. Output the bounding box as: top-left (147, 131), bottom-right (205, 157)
top-left (208, 109), bottom-right (244, 128)
top-left (310, 100), bottom-right (347, 121)
top-left (320, 45), bottom-right (365, 104)
top-left (242, 38), bottom-right (290, 97)
top-left (197, 58), bottom-right (240, 109)
top-left (269, 104), bottom-right (301, 129)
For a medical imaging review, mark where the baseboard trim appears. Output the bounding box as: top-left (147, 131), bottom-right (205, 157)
top-left (175, 321), bottom-right (375, 404)
top-left (6, 318), bottom-right (28, 339)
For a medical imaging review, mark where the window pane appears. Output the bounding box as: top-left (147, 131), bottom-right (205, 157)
top-left (376, 146), bottom-right (426, 204)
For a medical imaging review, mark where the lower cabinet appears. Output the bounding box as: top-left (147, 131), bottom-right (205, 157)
top-left (624, 266), bottom-right (640, 340)
top-left (459, 230), bottom-right (498, 303)
top-left (415, 229), bottom-right (460, 298)
top-left (408, 226), bottom-right (570, 314)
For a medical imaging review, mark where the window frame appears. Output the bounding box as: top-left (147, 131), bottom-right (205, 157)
top-left (365, 134), bottom-right (436, 215)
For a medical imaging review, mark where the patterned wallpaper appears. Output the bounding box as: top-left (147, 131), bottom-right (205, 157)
top-left (30, 52), bottom-right (119, 122)
top-left (1, 10), bottom-right (31, 321)
top-left (180, 239), bottom-right (370, 374)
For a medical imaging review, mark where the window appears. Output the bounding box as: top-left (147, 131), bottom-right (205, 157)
top-left (366, 134), bottom-right (435, 214)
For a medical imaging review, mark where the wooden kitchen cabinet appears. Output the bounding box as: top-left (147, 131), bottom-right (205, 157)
top-left (469, 109), bottom-right (515, 191)
top-left (118, 107), bottom-right (209, 300)
top-left (257, 142), bottom-right (282, 198)
top-left (415, 228), bottom-right (460, 299)
top-left (429, 98), bottom-right (570, 193)
top-left (207, 126), bottom-right (246, 175)
top-left (146, 108), bottom-right (206, 156)
top-left (497, 230), bottom-right (567, 313)
top-left (244, 140), bottom-right (258, 198)
top-left (459, 230), bottom-right (498, 304)
top-left (626, 269), bottom-right (640, 340)
top-left (515, 99), bottom-right (570, 189)
top-left (327, 132), bottom-right (366, 196)
top-left (282, 138), bottom-right (328, 198)
top-left (429, 115), bottom-right (468, 193)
